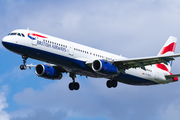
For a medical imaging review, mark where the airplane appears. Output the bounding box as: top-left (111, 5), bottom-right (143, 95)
top-left (2, 29), bottom-right (180, 90)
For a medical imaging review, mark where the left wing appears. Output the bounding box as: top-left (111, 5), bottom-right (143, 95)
top-left (113, 53), bottom-right (180, 70)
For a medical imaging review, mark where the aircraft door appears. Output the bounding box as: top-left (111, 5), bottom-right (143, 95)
top-left (31, 37), bottom-right (37, 46)
top-left (68, 42), bottom-right (74, 56)
top-left (154, 67), bottom-right (159, 80)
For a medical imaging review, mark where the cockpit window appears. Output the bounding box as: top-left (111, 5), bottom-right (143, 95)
top-left (8, 32), bottom-right (25, 37)
top-left (10, 33), bottom-right (17, 35)
top-left (21, 33), bottom-right (25, 37)
top-left (17, 33), bottom-right (21, 36)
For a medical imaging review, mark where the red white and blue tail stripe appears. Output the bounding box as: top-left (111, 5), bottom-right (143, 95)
top-left (157, 36), bottom-right (177, 72)
top-left (158, 36), bottom-right (177, 56)
top-left (156, 36), bottom-right (178, 81)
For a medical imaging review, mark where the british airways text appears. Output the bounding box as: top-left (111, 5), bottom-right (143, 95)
top-left (37, 40), bottom-right (66, 52)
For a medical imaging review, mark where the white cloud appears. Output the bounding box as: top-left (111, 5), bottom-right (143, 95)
top-left (0, 89), bottom-right (10, 120)
top-left (11, 77), bottom-right (180, 120)
top-left (159, 99), bottom-right (180, 120)
top-left (0, 66), bottom-right (33, 83)
top-left (11, 108), bottom-right (67, 120)
top-left (10, 108), bottom-right (33, 119)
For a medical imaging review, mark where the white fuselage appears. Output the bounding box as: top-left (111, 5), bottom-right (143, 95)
top-left (2, 29), bottom-right (175, 85)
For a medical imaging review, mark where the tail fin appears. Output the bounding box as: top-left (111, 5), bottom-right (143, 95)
top-left (158, 36), bottom-right (177, 56)
top-left (156, 36), bottom-right (177, 72)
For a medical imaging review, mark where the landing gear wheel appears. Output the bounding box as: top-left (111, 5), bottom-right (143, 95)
top-left (106, 80), bottom-right (112, 88)
top-left (74, 82), bottom-right (80, 90)
top-left (106, 80), bottom-right (118, 88)
top-left (69, 73), bottom-right (80, 91)
top-left (20, 65), bottom-right (27, 70)
top-left (69, 83), bottom-right (74, 91)
top-left (112, 80), bottom-right (117, 88)
top-left (69, 82), bottom-right (80, 90)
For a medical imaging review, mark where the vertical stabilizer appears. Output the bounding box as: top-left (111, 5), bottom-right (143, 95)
top-left (156, 36), bottom-right (177, 72)
top-left (158, 36), bottom-right (177, 56)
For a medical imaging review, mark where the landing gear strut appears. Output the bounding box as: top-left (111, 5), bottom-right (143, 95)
top-left (20, 55), bottom-right (28, 70)
top-left (106, 80), bottom-right (118, 88)
top-left (69, 73), bottom-right (80, 90)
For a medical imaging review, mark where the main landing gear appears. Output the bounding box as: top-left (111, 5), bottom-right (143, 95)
top-left (106, 80), bottom-right (118, 88)
top-left (69, 73), bottom-right (80, 91)
top-left (20, 55), bottom-right (28, 70)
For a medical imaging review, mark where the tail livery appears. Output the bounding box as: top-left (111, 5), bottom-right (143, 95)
top-left (157, 36), bottom-right (179, 81)
top-left (158, 36), bottom-right (177, 56)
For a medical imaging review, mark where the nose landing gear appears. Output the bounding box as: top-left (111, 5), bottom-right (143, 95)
top-left (20, 55), bottom-right (28, 70)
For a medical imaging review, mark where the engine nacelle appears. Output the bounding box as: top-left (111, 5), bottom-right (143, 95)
top-left (92, 60), bottom-right (119, 75)
top-left (35, 64), bottom-right (62, 80)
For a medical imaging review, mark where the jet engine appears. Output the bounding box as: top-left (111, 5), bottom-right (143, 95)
top-left (35, 64), bottom-right (62, 80)
top-left (92, 60), bottom-right (119, 75)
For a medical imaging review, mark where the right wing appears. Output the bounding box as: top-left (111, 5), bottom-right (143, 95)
top-left (113, 54), bottom-right (180, 70)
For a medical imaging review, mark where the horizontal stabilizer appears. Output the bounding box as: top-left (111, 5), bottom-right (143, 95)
top-left (165, 74), bottom-right (180, 78)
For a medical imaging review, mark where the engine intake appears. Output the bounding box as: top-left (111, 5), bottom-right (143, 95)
top-left (35, 64), bottom-right (62, 80)
top-left (92, 60), bottom-right (119, 75)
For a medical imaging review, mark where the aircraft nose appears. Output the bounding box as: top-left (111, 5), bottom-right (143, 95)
top-left (2, 36), bottom-right (12, 49)
top-left (2, 36), bottom-right (8, 47)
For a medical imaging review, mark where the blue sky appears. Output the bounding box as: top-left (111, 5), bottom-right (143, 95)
top-left (1, 0), bottom-right (180, 120)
